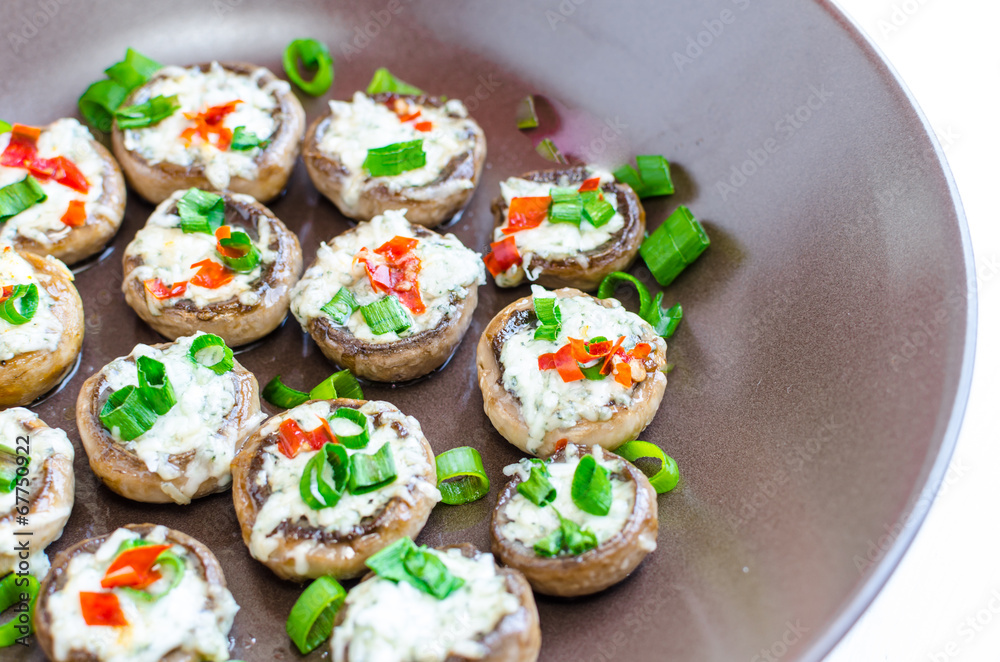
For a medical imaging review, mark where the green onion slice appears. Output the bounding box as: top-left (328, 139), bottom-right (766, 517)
top-left (0, 175), bottom-right (47, 224)
top-left (187, 334), bottom-right (234, 375)
top-left (217, 230), bottom-right (260, 272)
top-left (597, 271), bottom-right (653, 318)
top-left (549, 197), bottom-right (582, 226)
top-left (363, 140), bottom-right (426, 177)
top-left (583, 195), bottom-right (616, 227)
top-left (361, 295), bottom-right (412, 335)
top-left (640, 205), bottom-right (710, 287)
top-left (177, 188), bottom-right (225, 234)
top-left (435, 446), bottom-right (490, 505)
top-left (104, 48), bottom-right (162, 91)
top-left (533, 295), bottom-right (561, 341)
top-left (121, 550), bottom-right (185, 602)
top-left (366, 537), bottom-right (464, 599)
top-left (286, 576), bottom-right (346, 655)
top-left (535, 138), bottom-right (566, 163)
top-left (114, 94), bottom-right (179, 129)
top-left (0, 445), bottom-right (25, 494)
top-left (0, 121), bottom-right (11, 134)
top-left (614, 155), bottom-right (675, 198)
top-left (0, 572), bottom-right (39, 647)
top-left (79, 79), bottom-right (130, 132)
top-left (533, 325), bottom-right (560, 342)
top-left (515, 95), bottom-right (539, 129)
top-left (579, 361), bottom-right (607, 381)
top-left (348, 442), bottom-right (396, 494)
top-left (136, 355), bottom-right (176, 416)
top-left (615, 440), bottom-right (680, 493)
top-left (329, 407), bottom-right (370, 449)
top-left (310, 369), bottom-right (364, 401)
top-left (320, 288), bottom-right (358, 324)
top-left (571, 455), bottom-right (612, 516)
top-left (282, 38), bottom-right (334, 96)
top-left (517, 460), bottom-right (556, 507)
top-left (99, 385), bottom-right (158, 441)
top-left (262, 375), bottom-right (310, 409)
top-left (533, 508), bottom-right (598, 558)
top-left (366, 67), bottom-right (425, 96)
top-left (646, 294), bottom-right (683, 338)
top-left (230, 126), bottom-right (269, 151)
top-left (299, 442), bottom-right (349, 510)
top-left (0, 284), bottom-right (39, 326)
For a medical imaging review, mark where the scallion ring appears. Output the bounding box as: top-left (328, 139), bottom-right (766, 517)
top-left (516, 460), bottom-right (556, 507)
top-left (366, 67), bottom-right (424, 96)
top-left (230, 126), bottom-right (269, 151)
top-left (597, 272), bottom-right (653, 319)
top-left (320, 288), bottom-right (358, 324)
top-left (533, 295), bottom-right (561, 341)
top-left (646, 294), bottom-right (683, 338)
top-left (114, 94), bottom-right (179, 129)
top-left (177, 188), bottom-right (225, 234)
top-left (187, 334), bottom-right (233, 375)
top-left (347, 442), bottom-right (396, 494)
top-left (639, 205), bottom-right (710, 287)
top-left (535, 138), bottom-right (566, 164)
top-left (262, 375), bottom-right (310, 409)
top-left (282, 38), bottom-right (334, 96)
top-left (360, 295), bottom-right (412, 335)
top-left (0, 175), bottom-right (47, 224)
top-left (0, 573), bottom-right (39, 647)
top-left (615, 440), bottom-right (680, 493)
top-left (216, 229), bottom-right (260, 272)
top-left (309, 369), bottom-right (364, 401)
top-left (104, 48), bottom-right (162, 91)
top-left (120, 550), bottom-right (185, 602)
top-left (570, 454), bottom-right (612, 516)
top-left (285, 576), bottom-right (346, 654)
top-left (99, 385), bottom-right (158, 441)
top-left (363, 140), bottom-right (426, 177)
top-left (329, 407), bottom-right (370, 449)
top-left (515, 95), bottom-right (539, 129)
top-left (299, 442), bottom-right (349, 510)
top-left (435, 446), bottom-right (490, 505)
top-left (136, 355), bottom-right (176, 415)
top-left (0, 284), bottom-right (39, 326)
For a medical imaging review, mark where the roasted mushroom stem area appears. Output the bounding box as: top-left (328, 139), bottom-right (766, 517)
top-left (331, 544), bottom-right (540, 662)
top-left (36, 524), bottom-right (238, 662)
top-left (0, 408), bottom-right (75, 578)
top-left (77, 333), bottom-right (264, 504)
top-left (231, 399), bottom-right (441, 581)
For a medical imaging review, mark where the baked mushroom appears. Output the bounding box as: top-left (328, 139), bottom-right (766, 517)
top-left (0, 119), bottom-right (126, 265)
top-left (331, 542), bottom-right (540, 662)
top-left (290, 209), bottom-right (485, 382)
top-left (34, 523), bottom-right (239, 662)
top-left (491, 444), bottom-right (658, 597)
top-left (0, 247), bottom-right (84, 407)
top-left (0, 407), bottom-right (75, 579)
top-left (477, 286), bottom-right (667, 458)
top-left (121, 187), bottom-right (303, 347)
top-left (75, 332), bottom-right (264, 505)
top-left (111, 60), bottom-right (305, 204)
top-left (483, 167), bottom-right (645, 291)
top-left (303, 91), bottom-right (487, 227)
top-left (231, 398), bottom-right (441, 581)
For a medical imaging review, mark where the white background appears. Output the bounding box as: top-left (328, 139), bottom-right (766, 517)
top-left (828, 1), bottom-right (999, 661)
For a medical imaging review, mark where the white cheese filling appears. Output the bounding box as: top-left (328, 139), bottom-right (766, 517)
top-left (317, 91), bottom-right (478, 209)
top-left (0, 408), bottom-right (74, 577)
top-left (45, 526), bottom-right (239, 662)
top-left (122, 61), bottom-right (287, 191)
top-left (290, 209), bottom-right (484, 344)
top-left (331, 548), bottom-right (519, 662)
top-left (101, 333), bottom-right (262, 503)
top-left (0, 118), bottom-right (109, 247)
top-left (250, 400), bottom-right (441, 571)
top-left (500, 445), bottom-right (636, 549)
top-left (0, 246), bottom-right (64, 361)
top-left (123, 189), bottom-right (278, 313)
top-left (499, 287), bottom-right (654, 452)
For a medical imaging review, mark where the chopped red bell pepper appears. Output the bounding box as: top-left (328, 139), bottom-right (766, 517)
top-left (578, 177), bottom-right (601, 192)
top-left (144, 278), bottom-right (188, 300)
top-left (181, 100), bottom-right (240, 151)
top-left (374, 236), bottom-right (419, 262)
top-left (80, 592), bottom-right (128, 627)
top-left (553, 343), bottom-right (584, 382)
top-left (601, 336), bottom-right (627, 375)
top-left (502, 196), bottom-right (551, 235)
top-left (61, 200), bottom-right (87, 227)
top-left (483, 236), bottom-right (521, 277)
top-left (413, 121), bottom-right (433, 132)
top-left (308, 418), bottom-right (335, 450)
top-left (586, 340), bottom-right (612, 356)
top-left (537, 352), bottom-right (557, 371)
top-left (101, 544), bottom-right (171, 590)
top-left (554, 438), bottom-right (569, 453)
top-left (278, 418), bottom-right (309, 458)
top-left (189, 259), bottom-right (234, 289)
top-left (356, 238), bottom-right (426, 315)
top-left (0, 125), bottom-right (41, 169)
top-left (2, 124), bottom-right (90, 193)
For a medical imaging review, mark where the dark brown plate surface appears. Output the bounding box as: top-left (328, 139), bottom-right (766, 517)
top-left (0, 1), bottom-right (973, 660)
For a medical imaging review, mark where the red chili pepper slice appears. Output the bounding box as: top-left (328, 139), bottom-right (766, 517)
top-left (537, 352), bottom-right (557, 371)
top-left (483, 236), bottom-right (521, 277)
top-left (0, 125), bottom-right (41, 169)
top-left (502, 196), bottom-right (551, 235)
top-left (189, 259), bottom-right (234, 289)
top-left (306, 417), bottom-right (335, 451)
top-left (554, 438), bottom-right (569, 453)
top-left (357, 238), bottom-right (426, 314)
top-left (553, 343), bottom-right (584, 382)
top-left (413, 121), bottom-right (433, 132)
top-left (374, 236), bottom-right (419, 262)
top-left (61, 200), bottom-right (87, 227)
top-left (567, 337), bottom-right (609, 363)
top-left (101, 544), bottom-right (171, 590)
top-left (144, 278), bottom-right (188, 300)
top-left (578, 177), bottom-right (601, 192)
top-left (614, 361), bottom-right (633, 387)
top-left (181, 100), bottom-right (240, 151)
top-left (0, 286), bottom-right (13, 303)
top-left (278, 418), bottom-right (309, 458)
top-left (629, 342), bottom-right (652, 360)
top-left (601, 336), bottom-right (627, 375)
top-left (80, 592), bottom-right (128, 627)
top-left (1, 125), bottom-right (90, 193)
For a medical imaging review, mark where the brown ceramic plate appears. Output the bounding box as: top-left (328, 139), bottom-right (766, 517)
top-left (0, 0), bottom-right (973, 660)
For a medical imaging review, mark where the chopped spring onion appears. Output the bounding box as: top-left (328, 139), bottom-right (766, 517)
top-left (312, 370), bottom-right (364, 401)
top-left (0, 284), bottom-right (39, 326)
top-left (533, 295), bottom-right (561, 341)
top-left (640, 205), bottom-right (710, 286)
top-left (114, 94), bottom-right (179, 129)
top-left (262, 376), bottom-right (310, 409)
top-left (0, 572), bottom-right (39, 647)
top-left (282, 38), bottom-right (334, 96)
top-left (363, 140), bottom-right (426, 177)
top-left (366, 67), bottom-right (425, 96)
top-left (517, 460), bottom-right (556, 507)
top-left (0, 175), bottom-right (47, 224)
top-left (99, 385), bottom-right (158, 441)
top-left (136, 355), bottom-right (176, 416)
top-left (187, 334), bottom-right (234, 375)
top-left (615, 440), bottom-right (680, 493)
top-left (0, 121), bottom-right (10, 134)
top-left (216, 229), bottom-right (260, 272)
top-left (299, 442), bottom-right (349, 509)
top-left (613, 155), bottom-right (675, 198)
top-left (177, 188), bottom-right (225, 234)
top-left (79, 48), bottom-right (161, 131)
top-left (286, 576), bottom-right (346, 655)
top-left (515, 95), bottom-right (539, 129)
top-left (534, 508), bottom-right (598, 558)
top-left (329, 407), bottom-right (370, 449)
top-left (230, 126), bottom-right (269, 151)
top-left (549, 191), bottom-right (582, 225)
top-left (360, 295), bottom-right (412, 335)
top-left (366, 538), bottom-right (465, 599)
top-left (348, 442), bottom-right (396, 494)
top-left (571, 455), bottom-right (612, 516)
top-left (597, 272), bottom-right (652, 320)
top-left (435, 446), bottom-right (490, 505)
top-left (104, 48), bottom-right (162, 91)
top-left (647, 295), bottom-right (683, 338)
top-left (0, 445), bottom-right (25, 494)
top-left (535, 138), bottom-right (566, 163)
top-left (320, 288), bottom-right (358, 324)
top-left (583, 195), bottom-right (615, 227)
top-left (597, 271), bottom-right (682, 339)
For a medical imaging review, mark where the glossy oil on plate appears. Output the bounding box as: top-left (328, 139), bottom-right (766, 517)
top-left (0, 0), bottom-right (973, 660)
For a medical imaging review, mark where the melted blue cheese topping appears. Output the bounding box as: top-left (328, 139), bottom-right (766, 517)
top-left (500, 287), bottom-right (658, 452)
top-left (290, 209), bottom-right (484, 343)
top-left (45, 526), bottom-right (239, 662)
top-left (500, 445), bottom-right (641, 550)
top-left (331, 548), bottom-right (519, 662)
top-left (101, 333), bottom-right (263, 504)
top-left (0, 408), bottom-right (74, 577)
top-left (123, 189), bottom-right (278, 313)
top-left (491, 169), bottom-right (624, 287)
top-left (317, 91), bottom-right (478, 209)
top-left (122, 62), bottom-right (287, 190)
top-left (0, 119), bottom-right (110, 247)
top-left (0, 247), bottom-right (64, 361)
top-left (250, 400), bottom-right (440, 573)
